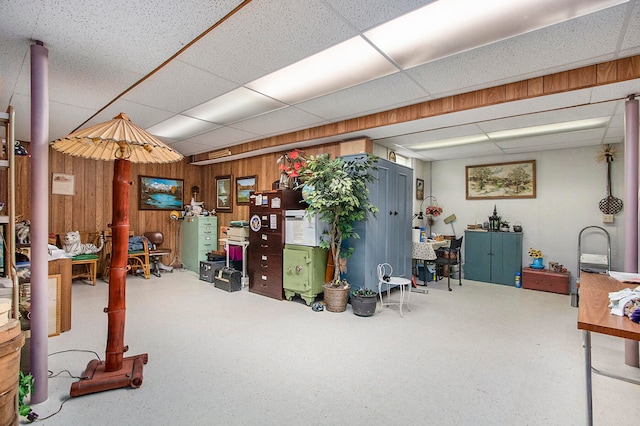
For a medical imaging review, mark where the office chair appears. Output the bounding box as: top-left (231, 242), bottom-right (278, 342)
top-left (434, 236), bottom-right (463, 291)
top-left (143, 232), bottom-right (173, 277)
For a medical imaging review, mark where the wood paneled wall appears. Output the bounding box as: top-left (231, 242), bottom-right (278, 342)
top-left (202, 143), bottom-right (341, 238)
top-left (10, 142), bottom-right (342, 257)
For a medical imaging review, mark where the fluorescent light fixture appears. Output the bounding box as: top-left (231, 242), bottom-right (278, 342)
top-left (411, 134), bottom-right (489, 150)
top-left (185, 87), bottom-right (286, 124)
top-left (364, 0), bottom-right (628, 69)
top-left (246, 36), bottom-right (398, 104)
top-left (146, 115), bottom-right (221, 139)
top-left (487, 117), bottom-right (610, 141)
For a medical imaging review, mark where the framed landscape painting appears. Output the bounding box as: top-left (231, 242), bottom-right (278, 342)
top-left (139, 176), bottom-right (184, 210)
top-left (466, 160), bottom-right (536, 200)
top-left (236, 176), bottom-right (257, 205)
top-left (216, 175), bottom-right (233, 212)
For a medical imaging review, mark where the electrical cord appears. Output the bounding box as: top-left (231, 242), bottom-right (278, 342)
top-left (22, 349), bottom-right (102, 422)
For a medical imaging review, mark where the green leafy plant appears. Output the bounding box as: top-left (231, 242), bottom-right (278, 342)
top-left (19, 371), bottom-right (38, 422)
top-left (298, 154), bottom-right (379, 285)
top-left (352, 287), bottom-right (377, 297)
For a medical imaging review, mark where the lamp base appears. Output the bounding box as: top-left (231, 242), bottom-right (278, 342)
top-left (70, 353), bottom-right (148, 397)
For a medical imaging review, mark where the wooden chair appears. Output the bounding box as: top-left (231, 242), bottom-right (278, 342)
top-left (102, 231), bottom-right (151, 280)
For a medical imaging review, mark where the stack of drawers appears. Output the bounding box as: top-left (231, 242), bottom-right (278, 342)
top-left (248, 190), bottom-right (302, 300)
top-left (181, 216), bottom-right (218, 272)
top-left (522, 267), bottom-right (570, 294)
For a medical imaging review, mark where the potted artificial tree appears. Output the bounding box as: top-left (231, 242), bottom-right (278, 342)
top-left (298, 153), bottom-right (378, 312)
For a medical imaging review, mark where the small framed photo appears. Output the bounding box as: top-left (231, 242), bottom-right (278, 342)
top-left (216, 175), bottom-right (233, 212)
top-left (236, 176), bottom-right (257, 205)
top-left (416, 178), bottom-right (424, 200)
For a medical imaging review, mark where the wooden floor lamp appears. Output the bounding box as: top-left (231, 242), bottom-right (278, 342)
top-left (51, 113), bottom-right (183, 396)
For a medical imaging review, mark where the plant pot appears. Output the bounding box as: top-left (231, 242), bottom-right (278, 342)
top-left (323, 283), bottom-right (350, 313)
top-left (530, 257), bottom-right (544, 269)
top-left (351, 294), bottom-right (377, 317)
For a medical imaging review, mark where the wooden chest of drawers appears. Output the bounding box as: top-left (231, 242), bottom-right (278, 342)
top-left (522, 267), bottom-right (570, 295)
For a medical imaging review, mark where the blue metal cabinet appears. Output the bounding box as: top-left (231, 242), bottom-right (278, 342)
top-left (342, 156), bottom-right (413, 293)
top-left (464, 230), bottom-right (522, 286)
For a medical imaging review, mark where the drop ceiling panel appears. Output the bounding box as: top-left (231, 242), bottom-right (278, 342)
top-left (324, 0), bottom-right (431, 31)
top-left (495, 129), bottom-right (606, 150)
top-left (620, 1), bottom-right (640, 52)
top-left (32, 1), bottom-right (237, 75)
top-left (87, 100), bottom-right (177, 131)
top-left (228, 106), bottom-right (328, 137)
top-left (383, 124), bottom-right (484, 147)
top-left (182, 126), bottom-right (261, 153)
top-left (178, 0), bottom-right (358, 86)
top-left (294, 72), bottom-right (429, 121)
top-left (503, 138), bottom-right (604, 155)
top-left (166, 139), bottom-right (212, 157)
top-left (419, 143), bottom-right (505, 161)
top-left (122, 60), bottom-right (239, 114)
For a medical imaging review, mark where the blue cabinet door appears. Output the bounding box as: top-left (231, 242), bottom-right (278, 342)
top-left (464, 231), bottom-right (491, 282)
top-left (495, 233), bottom-right (523, 285)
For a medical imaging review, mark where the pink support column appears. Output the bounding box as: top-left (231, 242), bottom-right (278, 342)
top-left (624, 94), bottom-right (639, 367)
top-left (30, 40), bottom-right (49, 403)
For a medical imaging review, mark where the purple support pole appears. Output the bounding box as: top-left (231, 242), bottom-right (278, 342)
top-left (624, 94), bottom-right (639, 367)
top-left (30, 40), bottom-right (49, 403)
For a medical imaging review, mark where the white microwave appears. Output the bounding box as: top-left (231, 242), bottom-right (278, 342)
top-left (284, 209), bottom-right (328, 247)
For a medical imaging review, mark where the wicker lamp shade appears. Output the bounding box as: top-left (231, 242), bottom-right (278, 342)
top-left (50, 112), bottom-right (182, 163)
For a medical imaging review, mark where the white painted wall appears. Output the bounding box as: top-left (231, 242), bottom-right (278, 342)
top-left (412, 144), bottom-right (626, 290)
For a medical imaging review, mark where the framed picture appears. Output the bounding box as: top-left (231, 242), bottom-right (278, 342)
top-left (216, 175), bottom-right (233, 212)
top-left (466, 160), bottom-right (536, 200)
top-left (139, 176), bottom-right (184, 210)
top-left (48, 274), bottom-right (61, 337)
top-left (416, 178), bottom-right (424, 200)
top-left (236, 176), bottom-right (257, 205)
top-left (51, 173), bottom-right (75, 195)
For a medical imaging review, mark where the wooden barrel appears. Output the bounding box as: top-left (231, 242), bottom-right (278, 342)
top-left (0, 319), bottom-right (25, 426)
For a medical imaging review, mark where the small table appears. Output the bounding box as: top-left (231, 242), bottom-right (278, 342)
top-left (412, 240), bottom-right (450, 284)
top-left (220, 239), bottom-right (249, 288)
top-left (577, 272), bottom-right (640, 425)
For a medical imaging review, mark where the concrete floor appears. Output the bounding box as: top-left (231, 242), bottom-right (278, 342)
top-left (28, 270), bottom-right (640, 425)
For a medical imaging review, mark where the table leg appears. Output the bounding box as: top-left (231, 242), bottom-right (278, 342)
top-left (584, 330), bottom-right (593, 426)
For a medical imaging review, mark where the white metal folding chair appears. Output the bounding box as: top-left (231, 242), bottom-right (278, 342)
top-left (377, 263), bottom-right (411, 317)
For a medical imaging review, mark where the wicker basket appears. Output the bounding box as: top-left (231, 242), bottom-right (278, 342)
top-left (322, 283), bottom-right (350, 313)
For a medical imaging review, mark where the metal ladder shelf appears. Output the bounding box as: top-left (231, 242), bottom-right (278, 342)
top-left (577, 226), bottom-right (611, 284)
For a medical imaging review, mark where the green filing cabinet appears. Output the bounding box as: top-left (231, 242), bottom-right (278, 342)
top-left (181, 216), bottom-right (218, 273)
top-left (464, 230), bottom-right (522, 286)
top-left (283, 244), bottom-right (328, 305)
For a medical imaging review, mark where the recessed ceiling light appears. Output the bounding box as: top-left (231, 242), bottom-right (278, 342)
top-left (246, 36), bottom-right (397, 104)
top-left (411, 135), bottom-right (489, 150)
top-left (487, 117), bottom-right (610, 140)
top-left (185, 87), bottom-right (286, 125)
top-left (364, 0), bottom-right (627, 69)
